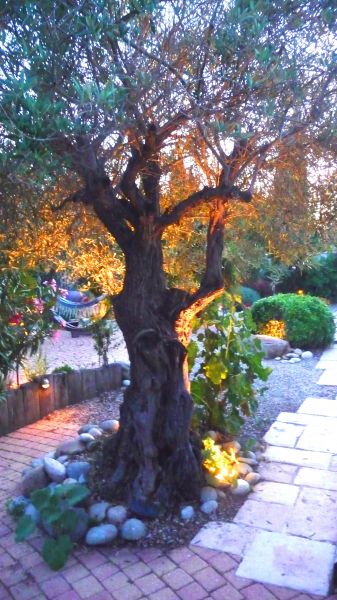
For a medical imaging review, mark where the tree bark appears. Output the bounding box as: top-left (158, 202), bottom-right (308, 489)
top-left (103, 232), bottom-right (205, 511)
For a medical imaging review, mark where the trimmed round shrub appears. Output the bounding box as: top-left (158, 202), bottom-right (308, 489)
top-left (251, 293), bottom-right (335, 349)
top-left (240, 286), bottom-right (261, 306)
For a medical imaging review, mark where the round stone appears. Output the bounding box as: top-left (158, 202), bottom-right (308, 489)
top-left (237, 462), bottom-right (253, 477)
top-left (120, 518), bottom-right (147, 541)
top-left (245, 472), bottom-right (262, 486)
top-left (223, 440), bottom-right (241, 453)
top-left (85, 524), bottom-right (118, 545)
top-left (200, 486), bottom-right (218, 503)
top-left (78, 423), bottom-right (99, 434)
top-left (55, 438), bottom-right (86, 457)
top-left (24, 503), bottom-right (40, 524)
top-left (89, 501), bottom-right (110, 523)
top-left (7, 496), bottom-right (29, 515)
top-left (122, 379), bottom-right (131, 387)
top-left (107, 505), bottom-right (127, 525)
top-left (31, 458), bottom-right (44, 469)
top-left (301, 351), bottom-right (313, 359)
top-left (79, 433), bottom-right (95, 443)
top-left (43, 457), bottom-right (66, 483)
top-left (200, 500), bottom-right (218, 514)
top-left (180, 506), bottom-right (195, 520)
top-left (99, 419), bottom-right (120, 433)
top-left (63, 478), bottom-right (78, 485)
top-left (289, 357), bottom-right (301, 363)
top-left (231, 479), bottom-right (251, 496)
top-left (274, 356), bottom-right (281, 361)
top-left (22, 466), bottom-right (49, 496)
top-left (57, 455), bottom-right (69, 464)
top-left (66, 461), bottom-right (91, 481)
top-left (293, 348), bottom-right (303, 356)
top-left (88, 427), bottom-right (103, 439)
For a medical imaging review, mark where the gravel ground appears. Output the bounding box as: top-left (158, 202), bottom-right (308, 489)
top-left (241, 350), bottom-right (337, 442)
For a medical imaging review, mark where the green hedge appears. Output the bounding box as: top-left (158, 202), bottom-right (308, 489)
top-left (251, 293), bottom-right (335, 349)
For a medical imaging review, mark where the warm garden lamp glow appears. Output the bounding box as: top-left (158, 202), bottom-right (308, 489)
top-left (40, 378), bottom-right (50, 389)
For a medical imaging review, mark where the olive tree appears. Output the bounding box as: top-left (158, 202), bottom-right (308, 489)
top-left (1, 0), bottom-right (336, 508)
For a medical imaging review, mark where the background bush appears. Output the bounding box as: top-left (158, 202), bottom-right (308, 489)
top-left (240, 286), bottom-right (261, 306)
top-left (251, 293), bottom-right (335, 349)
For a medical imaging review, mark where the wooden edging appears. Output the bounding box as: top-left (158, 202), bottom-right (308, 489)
top-left (0, 363), bottom-right (122, 436)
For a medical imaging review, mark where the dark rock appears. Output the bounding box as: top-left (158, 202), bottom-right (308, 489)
top-left (22, 466), bottom-right (49, 496)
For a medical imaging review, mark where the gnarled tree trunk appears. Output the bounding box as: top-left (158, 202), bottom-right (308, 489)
top-left (102, 232), bottom-right (218, 512)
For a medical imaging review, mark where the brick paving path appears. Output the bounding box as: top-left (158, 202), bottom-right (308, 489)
top-left (1, 419), bottom-right (337, 599)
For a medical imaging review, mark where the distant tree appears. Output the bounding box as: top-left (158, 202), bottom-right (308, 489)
top-left (1, 0), bottom-right (336, 506)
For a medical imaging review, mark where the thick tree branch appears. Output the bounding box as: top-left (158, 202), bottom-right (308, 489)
top-left (157, 184), bottom-right (251, 229)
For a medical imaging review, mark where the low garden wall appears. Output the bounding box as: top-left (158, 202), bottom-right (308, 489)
top-left (0, 363), bottom-right (122, 436)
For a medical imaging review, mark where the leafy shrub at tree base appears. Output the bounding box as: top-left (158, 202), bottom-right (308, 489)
top-left (188, 294), bottom-right (271, 435)
top-left (251, 293), bottom-right (335, 349)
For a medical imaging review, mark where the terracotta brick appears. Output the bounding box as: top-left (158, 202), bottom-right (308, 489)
top-left (0, 582), bottom-right (11, 600)
top-left (135, 573), bottom-right (165, 595)
top-left (169, 547), bottom-right (196, 563)
top-left (123, 561), bottom-right (151, 581)
top-left (63, 563), bottom-right (90, 583)
top-left (225, 568), bottom-right (252, 590)
top-left (136, 547), bottom-right (163, 563)
top-left (53, 592), bottom-right (81, 600)
top-left (163, 568), bottom-right (194, 591)
top-left (30, 562), bottom-right (55, 583)
top-left (8, 580), bottom-right (42, 600)
top-left (40, 575), bottom-right (71, 599)
top-left (111, 548), bottom-right (139, 568)
top-left (148, 556), bottom-right (177, 576)
top-left (179, 555), bottom-right (207, 575)
top-left (78, 551), bottom-right (106, 569)
top-left (212, 583), bottom-right (244, 600)
top-left (90, 562), bottom-right (119, 581)
top-left (102, 571), bottom-right (128, 592)
top-left (244, 583), bottom-right (279, 600)
top-left (0, 566), bottom-right (28, 587)
top-left (209, 553), bottom-right (238, 573)
top-left (265, 584), bottom-right (298, 600)
top-left (72, 575), bottom-right (104, 599)
top-left (177, 581), bottom-right (208, 600)
top-left (149, 589), bottom-right (180, 600)
top-left (111, 582), bottom-right (143, 599)
top-left (191, 546), bottom-right (219, 560)
top-left (194, 566), bottom-right (226, 593)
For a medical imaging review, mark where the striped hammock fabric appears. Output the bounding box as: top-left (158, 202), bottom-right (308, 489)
top-left (54, 294), bottom-right (108, 321)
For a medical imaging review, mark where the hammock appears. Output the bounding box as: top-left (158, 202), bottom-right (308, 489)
top-left (53, 293), bottom-right (110, 329)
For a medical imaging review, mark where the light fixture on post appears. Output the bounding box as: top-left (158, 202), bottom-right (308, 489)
top-left (40, 377), bottom-right (50, 389)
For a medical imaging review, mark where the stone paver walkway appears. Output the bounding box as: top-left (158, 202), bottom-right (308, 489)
top-left (2, 418), bottom-right (337, 599)
top-left (194, 396), bottom-right (337, 597)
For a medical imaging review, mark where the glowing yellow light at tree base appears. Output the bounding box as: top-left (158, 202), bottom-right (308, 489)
top-left (261, 319), bottom-right (286, 339)
top-left (202, 438), bottom-right (239, 485)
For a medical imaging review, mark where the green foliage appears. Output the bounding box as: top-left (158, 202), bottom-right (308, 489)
top-left (189, 294), bottom-right (270, 435)
top-left (14, 483), bottom-right (90, 570)
top-left (251, 293), bottom-right (335, 349)
top-left (91, 319), bottom-right (117, 367)
top-left (239, 286), bottom-right (261, 306)
top-left (23, 350), bottom-right (48, 382)
top-left (52, 364), bottom-right (75, 374)
top-left (0, 265), bottom-right (56, 385)
top-left (300, 254), bottom-right (337, 301)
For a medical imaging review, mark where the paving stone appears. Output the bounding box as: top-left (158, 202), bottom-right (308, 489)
top-left (233, 500), bottom-right (292, 532)
top-left (315, 360), bottom-right (336, 370)
top-left (294, 467), bottom-right (337, 490)
top-left (211, 583), bottom-right (243, 600)
top-left (286, 487), bottom-right (337, 542)
top-left (329, 455), bottom-right (337, 471)
top-left (277, 412), bottom-right (337, 429)
top-left (72, 575), bottom-right (104, 599)
top-left (244, 582), bottom-right (280, 600)
top-left (251, 482), bottom-right (299, 505)
top-left (296, 425), bottom-right (337, 453)
top-left (177, 581), bottom-right (208, 600)
top-left (317, 348), bottom-right (337, 360)
top-left (135, 573), bottom-right (165, 595)
top-left (162, 568), bottom-right (193, 591)
top-left (264, 423), bottom-right (305, 448)
top-left (263, 446), bottom-right (330, 469)
top-left (150, 590), bottom-right (180, 600)
top-left (258, 462), bottom-right (298, 484)
top-left (191, 521), bottom-right (257, 556)
top-left (298, 397), bottom-right (337, 416)
top-left (179, 555), bottom-right (208, 575)
top-left (236, 531), bottom-right (335, 596)
top-left (193, 566), bottom-right (226, 592)
top-left (112, 583), bottom-right (143, 600)
top-left (148, 556), bottom-right (176, 576)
